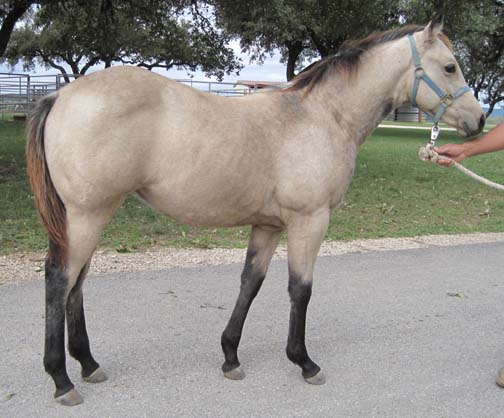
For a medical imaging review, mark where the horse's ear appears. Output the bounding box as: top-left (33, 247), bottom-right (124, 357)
top-left (424, 12), bottom-right (444, 44)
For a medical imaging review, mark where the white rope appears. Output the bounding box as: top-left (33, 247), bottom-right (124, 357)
top-left (418, 146), bottom-right (504, 191)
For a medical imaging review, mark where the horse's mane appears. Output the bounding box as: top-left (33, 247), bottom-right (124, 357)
top-left (286, 24), bottom-right (452, 95)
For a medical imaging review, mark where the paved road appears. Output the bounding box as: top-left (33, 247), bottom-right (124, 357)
top-left (2, 242), bottom-right (504, 418)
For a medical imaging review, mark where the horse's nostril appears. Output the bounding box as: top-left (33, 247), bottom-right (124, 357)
top-left (479, 114), bottom-right (486, 131)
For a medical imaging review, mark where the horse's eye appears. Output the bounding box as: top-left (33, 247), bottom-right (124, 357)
top-left (445, 64), bottom-right (456, 74)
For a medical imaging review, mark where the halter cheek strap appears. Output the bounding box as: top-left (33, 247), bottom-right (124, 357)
top-left (408, 35), bottom-right (471, 125)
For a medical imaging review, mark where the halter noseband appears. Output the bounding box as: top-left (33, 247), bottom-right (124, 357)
top-left (408, 34), bottom-right (471, 136)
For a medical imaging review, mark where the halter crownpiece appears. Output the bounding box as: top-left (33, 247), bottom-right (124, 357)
top-left (408, 34), bottom-right (471, 135)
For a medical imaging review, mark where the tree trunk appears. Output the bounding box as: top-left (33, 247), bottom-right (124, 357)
top-left (0, 1), bottom-right (32, 57)
top-left (485, 103), bottom-right (494, 119)
top-left (67, 60), bottom-right (80, 76)
top-left (285, 41), bottom-right (303, 81)
top-left (40, 53), bottom-right (71, 83)
top-left (80, 57), bottom-right (101, 74)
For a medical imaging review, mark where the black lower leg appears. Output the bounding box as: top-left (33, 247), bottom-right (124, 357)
top-left (44, 242), bottom-right (74, 398)
top-left (221, 248), bottom-right (266, 372)
top-left (66, 266), bottom-right (100, 378)
top-left (286, 272), bottom-right (320, 379)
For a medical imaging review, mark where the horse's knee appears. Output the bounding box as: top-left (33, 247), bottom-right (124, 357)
top-left (288, 275), bottom-right (312, 304)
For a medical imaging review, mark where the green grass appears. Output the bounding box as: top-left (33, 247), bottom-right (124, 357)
top-left (1, 121), bottom-right (504, 254)
top-left (0, 112), bottom-right (27, 122)
top-left (328, 127), bottom-right (504, 239)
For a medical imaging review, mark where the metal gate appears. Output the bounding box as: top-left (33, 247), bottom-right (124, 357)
top-left (0, 72), bottom-right (257, 119)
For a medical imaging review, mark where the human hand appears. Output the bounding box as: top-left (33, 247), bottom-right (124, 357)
top-left (434, 143), bottom-right (468, 167)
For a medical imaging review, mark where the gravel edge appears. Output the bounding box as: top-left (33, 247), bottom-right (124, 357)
top-left (2, 232), bottom-right (504, 285)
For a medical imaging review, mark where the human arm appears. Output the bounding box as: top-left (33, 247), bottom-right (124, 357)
top-left (434, 123), bottom-right (504, 167)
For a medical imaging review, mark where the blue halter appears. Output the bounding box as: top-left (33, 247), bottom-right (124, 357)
top-left (408, 35), bottom-right (471, 125)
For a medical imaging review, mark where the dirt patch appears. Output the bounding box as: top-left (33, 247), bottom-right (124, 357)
top-left (2, 232), bottom-right (504, 285)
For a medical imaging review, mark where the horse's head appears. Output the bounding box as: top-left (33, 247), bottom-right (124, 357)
top-left (409, 16), bottom-right (485, 137)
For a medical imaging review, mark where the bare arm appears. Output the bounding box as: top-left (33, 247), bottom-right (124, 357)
top-left (435, 123), bottom-right (504, 166)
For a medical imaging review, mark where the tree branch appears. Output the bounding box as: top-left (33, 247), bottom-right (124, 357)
top-left (135, 60), bottom-right (181, 71)
top-left (39, 51), bottom-right (71, 83)
top-left (80, 56), bottom-right (100, 74)
top-left (306, 28), bottom-right (329, 58)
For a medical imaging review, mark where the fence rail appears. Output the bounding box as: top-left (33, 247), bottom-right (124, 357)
top-left (0, 73), bottom-right (82, 116)
top-left (0, 72), bottom-right (262, 118)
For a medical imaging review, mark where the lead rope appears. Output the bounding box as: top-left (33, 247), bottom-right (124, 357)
top-left (418, 126), bottom-right (504, 191)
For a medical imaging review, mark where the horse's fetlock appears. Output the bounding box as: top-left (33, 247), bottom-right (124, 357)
top-left (221, 331), bottom-right (239, 350)
top-left (68, 343), bottom-right (83, 359)
top-left (286, 344), bottom-right (307, 365)
top-left (44, 353), bottom-right (65, 375)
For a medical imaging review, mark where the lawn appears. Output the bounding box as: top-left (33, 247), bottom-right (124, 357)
top-left (1, 120), bottom-right (504, 254)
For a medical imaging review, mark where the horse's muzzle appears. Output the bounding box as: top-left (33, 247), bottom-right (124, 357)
top-left (463, 113), bottom-right (485, 137)
top-left (478, 113), bottom-right (486, 132)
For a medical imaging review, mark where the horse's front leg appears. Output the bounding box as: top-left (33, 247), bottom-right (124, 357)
top-left (286, 209), bottom-right (329, 385)
top-left (221, 225), bottom-right (282, 380)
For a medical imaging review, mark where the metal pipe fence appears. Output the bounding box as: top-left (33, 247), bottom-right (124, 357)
top-left (0, 73), bottom-right (261, 119)
top-left (0, 73), bottom-right (82, 118)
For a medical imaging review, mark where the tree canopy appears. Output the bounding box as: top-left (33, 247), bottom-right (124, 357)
top-left (213, 0), bottom-right (401, 81)
top-left (2, 0), bottom-right (241, 80)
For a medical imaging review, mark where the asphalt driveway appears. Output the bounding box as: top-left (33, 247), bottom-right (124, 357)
top-left (1, 242), bottom-right (504, 417)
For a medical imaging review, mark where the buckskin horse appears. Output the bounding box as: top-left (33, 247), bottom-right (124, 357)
top-left (26, 16), bottom-right (485, 405)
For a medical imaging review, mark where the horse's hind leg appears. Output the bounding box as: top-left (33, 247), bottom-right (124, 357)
top-left (44, 240), bottom-right (83, 405)
top-left (221, 225), bottom-right (282, 380)
top-left (66, 262), bottom-right (108, 384)
top-left (44, 208), bottom-right (113, 405)
top-left (285, 210), bottom-right (329, 385)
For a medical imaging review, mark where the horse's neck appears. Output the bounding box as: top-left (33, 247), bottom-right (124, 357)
top-left (316, 39), bottom-right (412, 145)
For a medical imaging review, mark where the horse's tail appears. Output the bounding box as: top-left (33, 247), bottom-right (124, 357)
top-left (26, 92), bottom-right (67, 263)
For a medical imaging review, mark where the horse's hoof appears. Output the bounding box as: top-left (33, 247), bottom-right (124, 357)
top-left (83, 367), bottom-right (108, 383)
top-left (496, 368), bottom-right (504, 388)
top-left (224, 366), bottom-right (246, 380)
top-left (304, 370), bottom-right (326, 385)
top-left (55, 388), bottom-right (83, 406)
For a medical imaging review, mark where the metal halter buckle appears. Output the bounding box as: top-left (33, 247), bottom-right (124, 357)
top-left (441, 94), bottom-right (454, 106)
top-left (414, 67), bottom-right (425, 78)
top-left (429, 124), bottom-right (440, 146)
